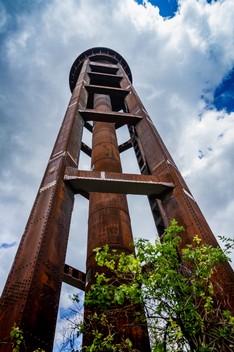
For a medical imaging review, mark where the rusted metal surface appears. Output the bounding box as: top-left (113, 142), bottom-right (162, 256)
top-left (88, 71), bottom-right (123, 87)
top-left (0, 56), bottom-right (90, 352)
top-left (79, 108), bottom-right (142, 126)
top-left (69, 47), bottom-right (132, 92)
top-left (64, 167), bottom-right (174, 195)
top-left (85, 84), bottom-right (130, 96)
top-left (84, 93), bottom-right (151, 350)
top-left (63, 264), bottom-right (86, 291)
top-left (81, 141), bottom-right (92, 157)
top-left (120, 63), bottom-right (234, 314)
top-left (89, 61), bottom-right (119, 75)
top-left (86, 93), bottom-right (133, 277)
top-left (118, 138), bottom-right (133, 153)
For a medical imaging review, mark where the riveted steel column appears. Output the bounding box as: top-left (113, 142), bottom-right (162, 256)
top-left (0, 59), bottom-right (89, 352)
top-left (86, 93), bottom-right (133, 281)
top-left (84, 93), bottom-right (150, 350)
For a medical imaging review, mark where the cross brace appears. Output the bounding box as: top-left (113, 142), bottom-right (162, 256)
top-left (79, 109), bottom-right (142, 126)
top-left (64, 167), bottom-right (174, 196)
top-left (63, 264), bottom-right (86, 291)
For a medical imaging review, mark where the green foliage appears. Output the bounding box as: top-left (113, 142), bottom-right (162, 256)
top-left (10, 324), bottom-right (24, 352)
top-left (76, 220), bottom-right (234, 351)
top-left (3, 324), bottom-right (46, 352)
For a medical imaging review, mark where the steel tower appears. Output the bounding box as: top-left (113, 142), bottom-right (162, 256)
top-left (0, 47), bottom-right (234, 351)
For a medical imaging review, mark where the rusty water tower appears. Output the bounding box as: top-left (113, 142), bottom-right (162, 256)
top-left (0, 47), bottom-right (234, 351)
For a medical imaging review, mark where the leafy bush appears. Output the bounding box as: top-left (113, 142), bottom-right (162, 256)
top-left (79, 220), bottom-right (234, 351)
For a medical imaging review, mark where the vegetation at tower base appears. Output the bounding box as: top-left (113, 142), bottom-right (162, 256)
top-left (3, 222), bottom-right (234, 352)
top-left (0, 324), bottom-right (45, 352)
top-left (5, 221), bottom-right (233, 351)
top-left (69, 220), bottom-right (234, 352)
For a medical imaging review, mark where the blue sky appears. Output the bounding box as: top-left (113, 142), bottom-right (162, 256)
top-left (214, 68), bottom-right (234, 112)
top-left (0, 0), bottom-right (234, 350)
top-left (136, 0), bottom-right (178, 17)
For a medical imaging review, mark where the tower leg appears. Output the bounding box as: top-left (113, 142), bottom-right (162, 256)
top-left (0, 60), bottom-right (88, 351)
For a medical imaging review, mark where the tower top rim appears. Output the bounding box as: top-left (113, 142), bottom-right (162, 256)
top-left (69, 47), bottom-right (132, 92)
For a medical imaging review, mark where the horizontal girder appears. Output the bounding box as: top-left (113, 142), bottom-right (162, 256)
top-left (79, 109), bottom-right (142, 126)
top-left (64, 167), bottom-right (174, 196)
top-left (63, 264), bottom-right (86, 291)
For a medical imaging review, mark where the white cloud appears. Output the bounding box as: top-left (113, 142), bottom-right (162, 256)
top-left (179, 108), bottom-right (234, 236)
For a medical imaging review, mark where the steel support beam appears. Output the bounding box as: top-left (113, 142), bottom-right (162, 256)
top-left (120, 63), bottom-right (234, 314)
top-left (118, 138), bottom-right (133, 153)
top-left (64, 167), bottom-right (174, 195)
top-left (85, 84), bottom-right (130, 98)
top-left (63, 264), bottom-right (86, 291)
top-left (83, 93), bottom-right (151, 350)
top-left (0, 53), bottom-right (90, 352)
top-left (79, 109), bottom-right (142, 126)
